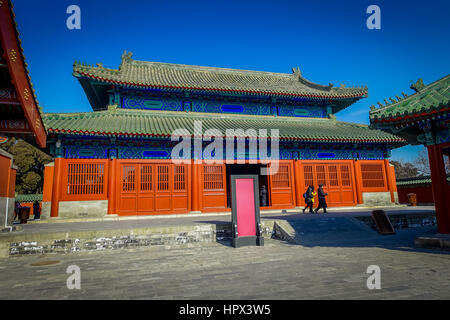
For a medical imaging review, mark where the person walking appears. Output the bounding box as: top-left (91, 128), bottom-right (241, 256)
top-left (33, 200), bottom-right (41, 220)
top-left (315, 184), bottom-right (328, 214)
top-left (13, 201), bottom-right (20, 221)
top-left (260, 185), bottom-right (267, 207)
top-left (302, 186), bottom-right (316, 214)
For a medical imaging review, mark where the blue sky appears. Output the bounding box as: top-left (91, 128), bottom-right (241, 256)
top-left (12, 0), bottom-right (450, 162)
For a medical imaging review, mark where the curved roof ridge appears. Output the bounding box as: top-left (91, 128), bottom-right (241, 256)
top-left (73, 51), bottom-right (368, 104)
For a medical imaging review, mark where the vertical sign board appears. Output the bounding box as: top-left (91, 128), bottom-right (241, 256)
top-left (371, 210), bottom-right (396, 235)
top-left (230, 175), bottom-right (264, 248)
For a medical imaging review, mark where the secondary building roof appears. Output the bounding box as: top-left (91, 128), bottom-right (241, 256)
top-left (369, 75), bottom-right (449, 145)
top-left (397, 175), bottom-right (450, 187)
top-left (15, 194), bottom-right (43, 203)
top-left (43, 106), bottom-right (405, 145)
top-left (369, 75), bottom-right (450, 125)
top-left (74, 51), bottom-right (368, 111)
top-left (0, 0), bottom-right (46, 148)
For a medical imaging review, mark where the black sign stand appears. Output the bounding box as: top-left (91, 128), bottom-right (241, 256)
top-left (230, 175), bottom-right (264, 248)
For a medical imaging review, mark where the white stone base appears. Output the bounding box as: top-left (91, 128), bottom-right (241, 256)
top-left (0, 197), bottom-right (15, 227)
top-left (362, 192), bottom-right (393, 206)
top-left (58, 200), bottom-right (108, 219)
top-left (41, 201), bottom-right (51, 220)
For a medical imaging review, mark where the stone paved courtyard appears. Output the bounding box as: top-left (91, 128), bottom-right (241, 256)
top-left (1, 225), bottom-right (449, 300)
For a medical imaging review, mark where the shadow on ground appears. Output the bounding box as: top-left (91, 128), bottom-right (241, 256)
top-left (194, 214), bottom-right (450, 255)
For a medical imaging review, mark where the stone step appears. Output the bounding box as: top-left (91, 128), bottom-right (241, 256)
top-left (0, 220), bottom-right (278, 258)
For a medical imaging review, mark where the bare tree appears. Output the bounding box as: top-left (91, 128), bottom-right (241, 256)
top-left (413, 148), bottom-right (450, 176)
top-left (390, 160), bottom-right (419, 179)
top-left (413, 148), bottom-right (430, 176)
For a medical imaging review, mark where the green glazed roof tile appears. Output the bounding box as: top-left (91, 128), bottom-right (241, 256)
top-left (73, 51), bottom-right (368, 100)
top-left (43, 108), bottom-right (404, 144)
top-left (15, 194), bottom-right (43, 202)
top-left (396, 175), bottom-right (450, 187)
top-left (369, 75), bottom-right (450, 123)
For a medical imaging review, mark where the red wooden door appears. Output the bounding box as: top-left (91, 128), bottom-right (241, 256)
top-left (302, 162), bottom-right (356, 207)
top-left (172, 165), bottom-right (189, 211)
top-left (118, 164), bottom-right (138, 215)
top-left (138, 164), bottom-right (155, 213)
top-left (155, 164), bottom-right (171, 212)
top-left (117, 161), bottom-right (189, 216)
top-left (269, 162), bottom-right (295, 208)
top-left (201, 164), bottom-right (227, 212)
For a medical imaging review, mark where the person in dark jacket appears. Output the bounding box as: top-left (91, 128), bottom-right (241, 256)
top-left (302, 186), bottom-right (315, 214)
top-left (260, 185), bottom-right (267, 207)
top-left (14, 201), bottom-right (20, 221)
top-left (314, 184), bottom-right (328, 213)
top-left (33, 200), bottom-right (41, 220)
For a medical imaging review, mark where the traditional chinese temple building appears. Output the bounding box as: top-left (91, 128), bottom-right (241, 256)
top-left (0, 0), bottom-right (46, 228)
top-left (370, 75), bottom-right (450, 233)
top-left (41, 51), bottom-right (404, 219)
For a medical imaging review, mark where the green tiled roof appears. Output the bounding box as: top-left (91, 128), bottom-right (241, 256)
top-left (15, 194), bottom-right (43, 202)
top-left (43, 107), bottom-right (405, 144)
top-left (73, 51), bottom-right (368, 100)
top-left (396, 175), bottom-right (450, 187)
top-left (369, 75), bottom-right (450, 123)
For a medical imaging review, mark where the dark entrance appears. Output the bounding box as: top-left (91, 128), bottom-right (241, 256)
top-left (226, 164), bottom-right (269, 208)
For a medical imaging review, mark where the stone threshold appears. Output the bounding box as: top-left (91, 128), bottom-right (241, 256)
top-left (415, 233), bottom-right (450, 250)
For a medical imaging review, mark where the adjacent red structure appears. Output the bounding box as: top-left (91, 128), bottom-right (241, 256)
top-left (0, 0), bottom-right (46, 227)
top-left (370, 76), bottom-right (450, 233)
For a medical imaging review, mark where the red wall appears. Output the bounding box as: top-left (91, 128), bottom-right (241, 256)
top-left (398, 186), bottom-right (435, 204)
top-left (0, 153), bottom-right (16, 198)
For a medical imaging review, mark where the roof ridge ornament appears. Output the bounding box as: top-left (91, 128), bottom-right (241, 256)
top-left (292, 67), bottom-right (301, 79)
top-left (292, 66), bottom-right (334, 91)
top-left (107, 104), bottom-right (118, 113)
top-left (410, 78), bottom-right (425, 93)
top-left (121, 50), bottom-right (133, 64)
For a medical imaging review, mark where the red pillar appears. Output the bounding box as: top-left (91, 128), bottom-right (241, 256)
top-left (353, 160), bottom-right (363, 204)
top-left (107, 158), bottom-right (117, 215)
top-left (50, 157), bottom-right (63, 218)
top-left (293, 160), bottom-right (303, 207)
top-left (383, 160), bottom-right (395, 203)
top-left (191, 160), bottom-right (201, 213)
top-left (427, 144), bottom-right (450, 234)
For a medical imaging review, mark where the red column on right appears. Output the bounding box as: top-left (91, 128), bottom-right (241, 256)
top-left (427, 144), bottom-right (450, 234)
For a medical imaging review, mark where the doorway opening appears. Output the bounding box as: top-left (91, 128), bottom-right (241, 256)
top-left (225, 164), bottom-right (269, 208)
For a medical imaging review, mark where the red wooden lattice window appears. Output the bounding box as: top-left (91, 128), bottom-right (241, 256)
top-left (340, 165), bottom-right (351, 187)
top-left (316, 165), bottom-right (327, 186)
top-left (157, 165), bottom-right (169, 191)
top-left (272, 164), bottom-right (290, 188)
top-left (174, 166), bottom-right (186, 191)
top-left (328, 165), bottom-right (339, 187)
top-left (203, 165), bottom-right (224, 190)
top-left (140, 165), bottom-right (153, 191)
top-left (303, 165), bottom-right (314, 187)
top-left (67, 163), bottom-right (105, 195)
top-left (122, 166), bottom-right (135, 192)
top-left (361, 164), bottom-right (385, 188)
